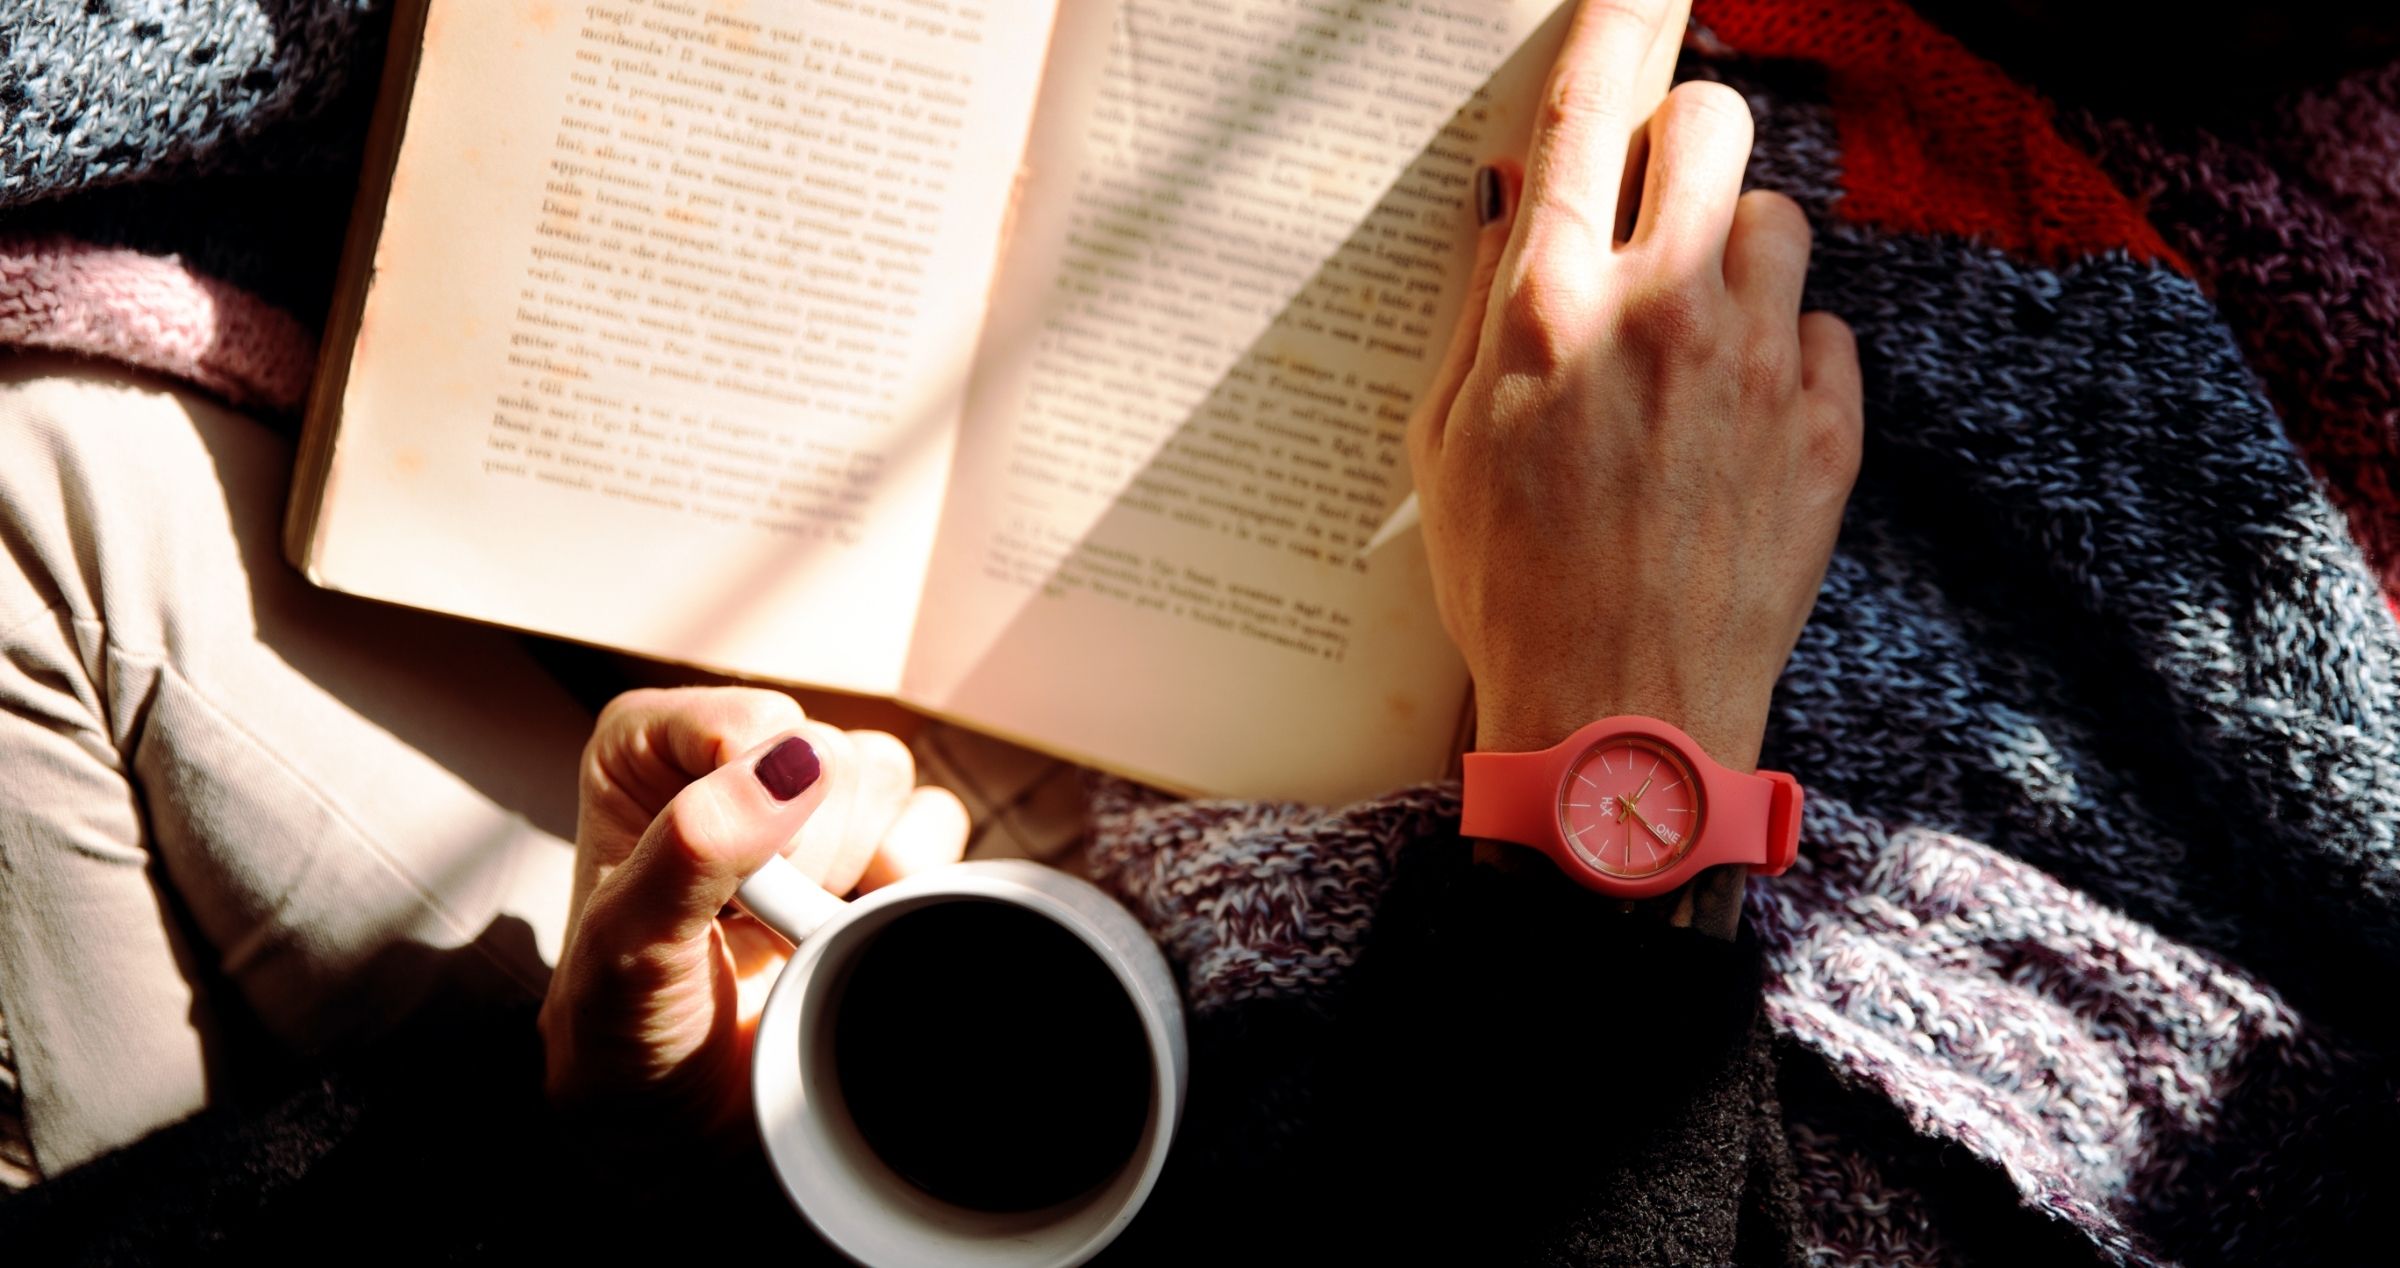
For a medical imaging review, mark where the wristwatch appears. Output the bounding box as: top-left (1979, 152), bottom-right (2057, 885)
top-left (1461, 715), bottom-right (1802, 900)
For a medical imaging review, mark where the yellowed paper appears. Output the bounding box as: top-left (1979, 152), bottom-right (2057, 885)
top-left (907, 0), bottom-right (1580, 802)
top-left (312, 0), bottom-right (1055, 695)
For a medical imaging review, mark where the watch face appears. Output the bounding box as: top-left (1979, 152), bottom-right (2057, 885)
top-left (1558, 733), bottom-right (1706, 879)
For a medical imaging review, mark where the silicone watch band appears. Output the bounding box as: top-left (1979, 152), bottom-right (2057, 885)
top-left (1460, 715), bottom-right (1802, 900)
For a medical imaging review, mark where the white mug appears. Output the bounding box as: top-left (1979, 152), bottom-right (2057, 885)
top-left (738, 855), bottom-right (1187, 1268)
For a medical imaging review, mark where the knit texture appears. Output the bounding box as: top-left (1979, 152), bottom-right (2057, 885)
top-left (2065, 79), bottom-right (2400, 605)
top-left (1700, 0), bottom-right (2181, 268)
top-left (0, 234), bottom-right (315, 410)
top-left (1090, 11), bottom-right (2400, 1267)
top-left (0, 0), bottom-right (390, 367)
top-left (0, 1), bottom-right (381, 200)
top-left (6, 2), bottom-right (2400, 1263)
top-left (1103, 835), bottom-right (1808, 1264)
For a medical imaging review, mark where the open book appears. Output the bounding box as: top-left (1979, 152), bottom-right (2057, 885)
top-left (292, 0), bottom-right (1621, 804)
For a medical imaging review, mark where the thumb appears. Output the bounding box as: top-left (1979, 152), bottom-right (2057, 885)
top-left (601, 732), bottom-right (830, 948)
top-left (1410, 160), bottom-right (1521, 458)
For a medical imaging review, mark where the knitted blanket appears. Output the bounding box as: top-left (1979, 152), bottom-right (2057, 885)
top-left (1089, 5), bottom-right (2400, 1266)
top-left (6, 2), bottom-right (2400, 1264)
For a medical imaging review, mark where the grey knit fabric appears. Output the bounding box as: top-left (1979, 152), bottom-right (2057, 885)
top-left (0, 0), bottom-right (382, 202)
top-left (0, 1), bottom-right (387, 314)
top-left (1090, 54), bottom-right (2400, 1268)
top-left (1790, 225), bottom-right (2400, 1009)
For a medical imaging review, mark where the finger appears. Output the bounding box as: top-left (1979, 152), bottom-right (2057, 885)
top-left (1723, 188), bottom-right (1811, 319)
top-left (1612, 6), bottom-right (1695, 243)
top-left (1410, 161), bottom-right (1521, 457)
top-left (1799, 310), bottom-right (1862, 408)
top-left (1626, 80), bottom-right (1752, 280)
top-left (585, 686), bottom-right (807, 815)
top-left (782, 721), bottom-right (860, 883)
top-left (1516, 0), bottom-right (1688, 244)
top-left (856, 786), bottom-right (972, 893)
top-left (569, 687), bottom-right (810, 949)
top-left (588, 731), bottom-right (830, 948)
top-left (819, 730), bottom-right (915, 895)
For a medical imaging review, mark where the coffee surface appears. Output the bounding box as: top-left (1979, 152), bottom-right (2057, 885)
top-left (833, 900), bottom-right (1153, 1212)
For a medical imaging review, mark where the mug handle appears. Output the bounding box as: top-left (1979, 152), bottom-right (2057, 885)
top-left (734, 853), bottom-right (848, 946)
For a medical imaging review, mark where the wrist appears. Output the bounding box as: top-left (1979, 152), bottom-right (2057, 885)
top-left (1464, 699), bottom-right (1759, 940)
top-left (1473, 689), bottom-right (1765, 774)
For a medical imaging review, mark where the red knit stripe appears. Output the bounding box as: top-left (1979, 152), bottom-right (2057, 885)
top-left (1695, 0), bottom-right (2184, 271)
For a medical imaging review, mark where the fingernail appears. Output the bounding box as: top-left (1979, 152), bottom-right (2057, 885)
top-left (754, 736), bottom-right (820, 802)
top-left (1474, 165), bottom-right (1505, 226)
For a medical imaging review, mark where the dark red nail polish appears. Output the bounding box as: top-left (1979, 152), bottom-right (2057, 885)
top-left (754, 737), bottom-right (820, 801)
top-left (1475, 165), bottom-right (1504, 226)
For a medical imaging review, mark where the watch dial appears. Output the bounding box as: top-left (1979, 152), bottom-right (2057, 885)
top-left (1557, 734), bottom-right (1705, 879)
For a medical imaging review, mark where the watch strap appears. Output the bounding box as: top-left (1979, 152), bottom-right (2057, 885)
top-left (1687, 761), bottom-right (1779, 874)
top-left (1759, 769), bottom-right (1802, 875)
top-left (1460, 746), bottom-right (1561, 848)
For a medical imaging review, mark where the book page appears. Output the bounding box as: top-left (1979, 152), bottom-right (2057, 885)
top-left (907, 0), bottom-right (1576, 802)
top-left (306, 0), bottom-right (1055, 695)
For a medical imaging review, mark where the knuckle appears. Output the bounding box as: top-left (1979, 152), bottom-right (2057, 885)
top-left (1665, 79), bottom-right (1754, 137)
top-left (1586, 0), bottom-right (1670, 21)
top-left (728, 689), bottom-right (803, 737)
top-left (1496, 264), bottom-right (1595, 373)
top-left (676, 688), bottom-right (798, 768)
top-left (1615, 282), bottom-right (1714, 357)
top-left (595, 688), bottom-right (656, 729)
top-left (1540, 61), bottom-right (1625, 139)
top-left (655, 791), bottom-right (734, 868)
top-left (1574, 0), bottom-right (1672, 54)
top-left (587, 929), bottom-right (679, 997)
top-left (1738, 187), bottom-right (1811, 243)
top-left (1805, 405), bottom-right (1865, 486)
top-left (1736, 338), bottom-right (1800, 398)
top-left (576, 741), bottom-right (612, 802)
top-left (1806, 309), bottom-right (1858, 354)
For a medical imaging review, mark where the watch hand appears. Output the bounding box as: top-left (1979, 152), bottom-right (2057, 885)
top-left (1623, 801), bottom-right (1666, 842)
top-left (1631, 774), bottom-right (1653, 804)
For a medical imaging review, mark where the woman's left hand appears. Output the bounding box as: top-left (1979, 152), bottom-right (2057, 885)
top-left (537, 686), bottom-right (970, 1149)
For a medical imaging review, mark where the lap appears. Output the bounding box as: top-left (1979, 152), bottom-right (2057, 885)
top-left (0, 357), bottom-right (591, 1176)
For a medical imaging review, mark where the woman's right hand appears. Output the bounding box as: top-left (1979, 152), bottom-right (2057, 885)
top-left (1406, 0), bottom-right (1864, 773)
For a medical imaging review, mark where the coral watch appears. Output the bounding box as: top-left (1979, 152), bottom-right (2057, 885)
top-left (1461, 715), bottom-right (1802, 900)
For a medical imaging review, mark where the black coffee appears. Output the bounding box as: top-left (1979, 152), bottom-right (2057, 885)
top-left (831, 900), bottom-right (1153, 1212)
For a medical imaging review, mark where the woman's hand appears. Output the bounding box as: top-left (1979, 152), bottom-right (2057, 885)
top-left (537, 686), bottom-right (969, 1148)
top-left (1408, 0), bottom-right (1863, 773)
